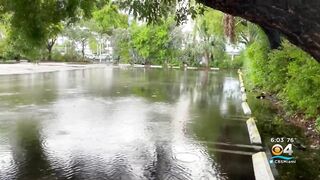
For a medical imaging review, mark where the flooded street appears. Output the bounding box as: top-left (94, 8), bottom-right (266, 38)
top-left (0, 68), bottom-right (255, 180)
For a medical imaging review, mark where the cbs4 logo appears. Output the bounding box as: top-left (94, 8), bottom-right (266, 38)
top-left (271, 144), bottom-right (293, 156)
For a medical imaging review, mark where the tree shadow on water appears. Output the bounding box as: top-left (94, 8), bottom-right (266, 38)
top-left (10, 119), bottom-right (53, 180)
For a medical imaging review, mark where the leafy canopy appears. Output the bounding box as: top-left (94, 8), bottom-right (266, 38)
top-left (0, 0), bottom-right (107, 46)
top-left (93, 4), bottom-right (128, 35)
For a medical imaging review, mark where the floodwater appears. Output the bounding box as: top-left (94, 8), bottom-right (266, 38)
top-left (0, 68), bottom-right (255, 180)
top-left (247, 93), bottom-right (320, 180)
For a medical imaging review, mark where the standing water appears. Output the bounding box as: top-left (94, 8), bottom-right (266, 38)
top-left (0, 68), bottom-right (255, 179)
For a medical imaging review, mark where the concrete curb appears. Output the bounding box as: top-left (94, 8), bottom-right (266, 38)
top-left (117, 64), bottom-right (220, 71)
top-left (252, 152), bottom-right (275, 180)
top-left (246, 118), bottom-right (262, 144)
top-left (210, 67), bottom-right (220, 70)
top-left (241, 93), bottom-right (247, 102)
top-left (242, 102), bottom-right (252, 115)
top-left (238, 69), bottom-right (274, 180)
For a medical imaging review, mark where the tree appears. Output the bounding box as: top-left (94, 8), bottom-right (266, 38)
top-left (194, 8), bottom-right (225, 67)
top-left (46, 24), bottom-right (63, 61)
top-left (88, 37), bottom-right (99, 55)
top-left (65, 25), bottom-right (92, 60)
top-left (120, 0), bottom-right (320, 62)
top-left (235, 20), bottom-right (260, 46)
top-left (0, 0), bottom-right (319, 62)
top-left (91, 4), bottom-right (129, 62)
top-left (111, 29), bottom-right (131, 63)
top-left (93, 4), bottom-right (128, 35)
top-left (129, 18), bottom-right (181, 65)
top-left (118, 0), bottom-right (203, 25)
top-left (0, 13), bottom-right (11, 59)
top-left (130, 23), bottom-right (151, 64)
top-left (0, 0), bottom-right (100, 49)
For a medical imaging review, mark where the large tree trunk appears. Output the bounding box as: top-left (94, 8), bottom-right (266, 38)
top-left (260, 26), bottom-right (281, 49)
top-left (198, 0), bottom-right (320, 62)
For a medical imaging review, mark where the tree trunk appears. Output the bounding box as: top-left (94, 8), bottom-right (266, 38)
top-left (81, 40), bottom-right (86, 60)
top-left (203, 51), bottom-right (210, 68)
top-left (261, 26), bottom-right (281, 49)
top-left (48, 47), bottom-right (52, 61)
top-left (47, 38), bottom-right (57, 61)
top-left (198, 0), bottom-right (320, 62)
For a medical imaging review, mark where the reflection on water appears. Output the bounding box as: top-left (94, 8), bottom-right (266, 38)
top-left (0, 68), bottom-right (254, 179)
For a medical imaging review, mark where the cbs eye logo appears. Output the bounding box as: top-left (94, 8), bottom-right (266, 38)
top-left (271, 144), bottom-right (293, 156)
top-left (271, 144), bottom-right (283, 155)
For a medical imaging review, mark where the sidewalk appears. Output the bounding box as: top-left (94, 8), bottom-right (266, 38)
top-left (0, 63), bottom-right (105, 75)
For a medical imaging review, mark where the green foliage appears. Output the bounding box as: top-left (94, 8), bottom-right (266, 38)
top-left (283, 43), bottom-right (320, 116)
top-left (93, 4), bottom-right (128, 35)
top-left (212, 52), bottom-right (242, 69)
top-left (5, 0), bottom-right (52, 46)
top-left (235, 18), bottom-right (260, 45)
top-left (260, 40), bottom-right (320, 116)
top-left (118, 0), bottom-right (204, 25)
top-left (0, 13), bottom-right (10, 59)
top-left (65, 25), bottom-right (92, 45)
top-left (0, 0), bottom-right (233, 67)
top-left (0, 1), bottom-right (131, 62)
top-left (244, 37), bottom-right (320, 117)
top-left (194, 8), bottom-right (225, 67)
top-left (2, 0), bottom-right (98, 46)
top-left (88, 37), bottom-right (99, 54)
top-left (181, 42), bottom-right (202, 67)
top-left (243, 28), bottom-right (270, 88)
top-left (316, 117), bottom-right (320, 132)
top-left (112, 29), bottom-right (131, 63)
top-left (130, 23), bottom-right (150, 62)
top-left (130, 19), bottom-right (181, 65)
top-left (51, 49), bottom-right (82, 62)
top-left (197, 9), bottom-right (224, 37)
top-left (265, 47), bottom-right (290, 92)
top-left (4, 30), bottom-right (47, 60)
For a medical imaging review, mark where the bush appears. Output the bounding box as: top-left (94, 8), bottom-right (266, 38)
top-left (265, 40), bottom-right (320, 116)
top-left (266, 43), bottom-right (291, 92)
top-left (316, 117), bottom-right (320, 132)
top-left (52, 50), bottom-right (82, 62)
top-left (240, 31), bottom-right (270, 90)
top-left (244, 38), bottom-right (320, 117)
top-left (212, 56), bottom-right (242, 69)
top-left (245, 39), bottom-right (270, 88)
top-left (283, 44), bottom-right (320, 116)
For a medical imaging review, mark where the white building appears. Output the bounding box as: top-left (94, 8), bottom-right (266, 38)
top-left (225, 43), bottom-right (245, 60)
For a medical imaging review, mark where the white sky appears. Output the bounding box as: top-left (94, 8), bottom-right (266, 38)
top-left (181, 16), bottom-right (194, 33)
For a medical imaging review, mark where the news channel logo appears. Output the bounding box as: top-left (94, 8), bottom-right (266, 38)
top-left (269, 138), bottom-right (296, 164)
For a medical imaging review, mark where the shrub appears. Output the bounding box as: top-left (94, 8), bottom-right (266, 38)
top-left (283, 44), bottom-right (320, 116)
top-left (52, 50), bottom-right (82, 62)
top-left (243, 33), bottom-right (270, 89)
top-left (244, 38), bottom-right (320, 117)
top-left (266, 43), bottom-right (291, 92)
top-left (316, 117), bottom-right (320, 132)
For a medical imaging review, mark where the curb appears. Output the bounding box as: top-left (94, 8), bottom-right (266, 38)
top-left (247, 118), bottom-right (262, 144)
top-left (238, 69), bottom-right (274, 180)
top-left (252, 152), bottom-right (275, 180)
top-left (242, 102), bottom-right (252, 115)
